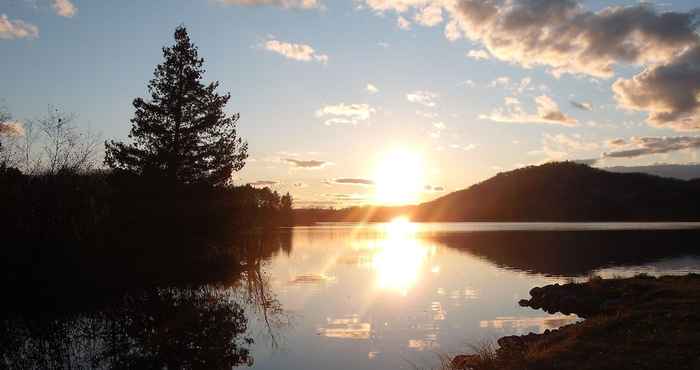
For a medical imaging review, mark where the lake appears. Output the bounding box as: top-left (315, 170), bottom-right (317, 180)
top-left (3, 222), bottom-right (700, 369)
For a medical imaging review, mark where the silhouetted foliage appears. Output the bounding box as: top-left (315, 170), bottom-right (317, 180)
top-left (105, 26), bottom-right (247, 186)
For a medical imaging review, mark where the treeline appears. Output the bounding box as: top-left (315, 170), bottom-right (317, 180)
top-left (0, 27), bottom-right (293, 304)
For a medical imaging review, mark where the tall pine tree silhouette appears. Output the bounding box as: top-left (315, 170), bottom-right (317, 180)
top-left (105, 26), bottom-right (248, 186)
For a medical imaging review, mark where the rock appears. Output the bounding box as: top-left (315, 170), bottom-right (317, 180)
top-left (451, 354), bottom-right (480, 369)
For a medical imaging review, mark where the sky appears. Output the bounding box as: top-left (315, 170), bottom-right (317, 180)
top-left (1, 0), bottom-right (700, 207)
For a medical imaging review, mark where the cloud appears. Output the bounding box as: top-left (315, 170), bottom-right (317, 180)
top-left (489, 76), bottom-right (510, 87)
top-left (316, 103), bottom-right (375, 125)
top-left (366, 83), bottom-right (379, 94)
top-left (217, 0), bottom-right (321, 9)
top-left (466, 49), bottom-right (490, 60)
top-left (264, 39), bottom-right (328, 63)
top-left (406, 90), bottom-right (438, 107)
top-left (324, 193), bottom-right (367, 202)
top-left (397, 16), bottom-right (412, 30)
top-left (332, 178), bottom-right (375, 186)
top-left (53, 0), bottom-right (77, 17)
top-left (451, 1), bottom-right (700, 78)
top-left (248, 180), bottom-right (280, 187)
top-left (606, 138), bottom-right (627, 147)
top-left (570, 100), bottom-right (593, 111)
top-left (357, 0), bottom-right (700, 131)
top-left (416, 110), bottom-right (438, 119)
top-left (414, 4), bottom-right (443, 26)
top-left (0, 121), bottom-right (24, 137)
top-left (480, 95), bottom-right (577, 126)
top-left (424, 185), bottom-right (445, 192)
top-left (283, 158), bottom-right (331, 169)
top-left (528, 133), bottom-right (598, 161)
top-left (612, 45), bottom-right (700, 131)
top-left (0, 14), bottom-right (39, 40)
top-left (603, 136), bottom-right (700, 158)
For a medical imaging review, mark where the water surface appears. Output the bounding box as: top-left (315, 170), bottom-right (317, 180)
top-left (4, 222), bottom-right (700, 369)
top-left (248, 222), bottom-right (700, 369)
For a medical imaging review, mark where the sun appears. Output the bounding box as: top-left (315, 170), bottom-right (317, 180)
top-left (374, 149), bottom-right (425, 205)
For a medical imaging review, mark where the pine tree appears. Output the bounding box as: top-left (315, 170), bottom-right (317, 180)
top-left (105, 26), bottom-right (248, 186)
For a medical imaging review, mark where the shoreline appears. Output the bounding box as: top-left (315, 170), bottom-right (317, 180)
top-left (451, 274), bottom-right (700, 370)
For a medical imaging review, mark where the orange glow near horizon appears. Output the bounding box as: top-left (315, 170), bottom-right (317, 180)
top-left (373, 149), bottom-right (425, 206)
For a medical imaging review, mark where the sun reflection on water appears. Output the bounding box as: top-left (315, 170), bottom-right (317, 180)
top-left (370, 217), bottom-right (431, 296)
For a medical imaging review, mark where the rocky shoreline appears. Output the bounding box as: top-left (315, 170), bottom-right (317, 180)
top-left (451, 274), bottom-right (700, 370)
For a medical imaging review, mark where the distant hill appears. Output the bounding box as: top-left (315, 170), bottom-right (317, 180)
top-left (293, 162), bottom-right (700, 223)
top-left (413, 162), bottom-right (700, 221)
top-left (604, 163), bottom-right (700, 181)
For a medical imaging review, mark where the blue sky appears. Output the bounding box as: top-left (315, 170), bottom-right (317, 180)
top-left (2, 0), bottom-right (700, 206)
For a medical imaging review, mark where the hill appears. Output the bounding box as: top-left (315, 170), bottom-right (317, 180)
top-left (413, 162), bottom-right (700, 221)
top-left (294, 162), bottom-right (700, 223)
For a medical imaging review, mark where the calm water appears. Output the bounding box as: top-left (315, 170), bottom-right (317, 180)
top-left (4, 222), bottom-right (700, 369)
top-left (247, 222), bottom-right (700, 370)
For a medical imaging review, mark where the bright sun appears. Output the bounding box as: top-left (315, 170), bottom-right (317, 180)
top-left (374, 149), bottom-right (425, 205)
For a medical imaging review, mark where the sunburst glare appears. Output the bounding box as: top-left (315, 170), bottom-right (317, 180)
top-left (374, 149), bottom-right (425, 205)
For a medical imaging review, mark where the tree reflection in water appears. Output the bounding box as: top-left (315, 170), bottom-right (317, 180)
top-left (0, 233), bottom-right (292, 369)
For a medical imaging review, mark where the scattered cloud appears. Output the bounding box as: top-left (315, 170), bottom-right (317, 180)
top-left (264, 39), bottom-right (328, 64)
top-left (358, 1), bottom-right (700, 131)
top-left (0, 14), bottom-right (39, 40)
top-left (603, 136), bottom-right (700, 158)
top-left (414, 4), bottom-right (443, 27)
top-left (480, 95), bottom-right (577, 126)
top-left (316, 103), bottom-right (375, 125)
top-left (416, 110), bottom-right (438, 119)
top-left (0, 121), bottom-right (24, 137)
top-left (217, 0), bottom-right (321, 9)
top-left (466, 49), bottom-right (490, 60)
top-left (424, 185), bottom-right (445, 193)
top-left (406, 90), bottom-right (438, 107)
top-left (397, 16), bottom-right (411, 30)
top-left (332, 178), bottom-right (375, 186)
top-left (366, 83), bottom-right (379, 94)
top-left (324, 193), bottom-right (366, 202)
top-left (606, 138), bottom-right (628, 148)
top-left (52, 0), bottom-right (77, 17)
top-left (283, 158), bottom-right (332, 169)
top-left (570, 100), bottom-right (593, 111)
top-left (489, 76), bottom-right (510, 88)
top-left (248, 180), bottom-right (280, 187)
top-left (529, 133), bottom-right (599, 161)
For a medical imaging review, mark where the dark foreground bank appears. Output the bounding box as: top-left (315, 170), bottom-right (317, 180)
top-left (450, 274), bottom-right (700, 370)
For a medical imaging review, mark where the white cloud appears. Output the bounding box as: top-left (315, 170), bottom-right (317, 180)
top-left (316, 103), bottom-right (375, 125)
top-left (480, 95), bottom-right (577, 126)
top-left (466, 49), bottom-right (490, 60)
top-left (414, 4), bottom-right (443, 27)
top-left (366, 83), bottom-right (379, 94)
top-left (0, 14), bottom-right (39, 40)
top-left (52, 0), bottom-right (77, 17)
top-left (406, 90), bottom-right (438, 107)
top-left (264, 39), bottom-right (328, 64)
top-left (217, 0), bottom-right (321, 9)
